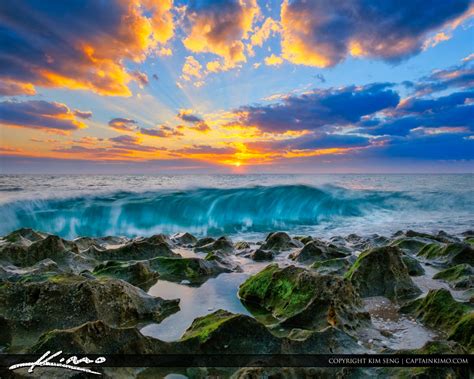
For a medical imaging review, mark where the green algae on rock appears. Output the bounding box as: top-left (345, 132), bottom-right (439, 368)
top-left (179, 309), bottom-right (281, 354)
top-left (417, 242), bottom-right (474, 266)
top-left (401, 255), bottom-right (425, 276)
top-left (433, 264), bottom-right (473, 289)
top-left (449, 313), bottom-right (474, 353)
top-left (92, 260), bottom-right (159, 290)
top-left (239, 264), bottom-right (369, 331)
top-left (345, 246), bottom-right (421, 300)
top-left (310, 257), bottom-right (354, 276)
top-left (85, 239), bottom-right (179, 261)
top-left (148, 256), bottom-right (231, 283)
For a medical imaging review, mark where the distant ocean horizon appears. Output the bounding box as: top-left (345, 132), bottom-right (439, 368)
top-left (1, 174), bottom-right (473, 240)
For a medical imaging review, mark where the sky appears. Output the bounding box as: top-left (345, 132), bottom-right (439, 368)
top-left (0, 0), bottom-right (473, 174)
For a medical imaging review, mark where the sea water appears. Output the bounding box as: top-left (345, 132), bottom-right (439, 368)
top-left (1, 174), bottom-right (472, 240)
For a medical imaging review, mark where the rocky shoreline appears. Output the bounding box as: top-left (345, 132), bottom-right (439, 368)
top-left (0, 228), bottom-right (472, 378)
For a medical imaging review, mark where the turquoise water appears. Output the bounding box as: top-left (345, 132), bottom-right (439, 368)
top-left (0, 174), bottom-right (472, 239)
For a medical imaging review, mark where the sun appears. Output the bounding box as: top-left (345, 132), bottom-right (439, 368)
top-left (234, 161), bottom-right (241, 167)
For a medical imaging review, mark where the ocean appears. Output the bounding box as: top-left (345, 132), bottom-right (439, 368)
top-left (0, 174), bottom-right (473, 240)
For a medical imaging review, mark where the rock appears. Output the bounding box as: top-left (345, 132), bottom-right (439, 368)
top-left (146, 234), bottom-right (173, 246)
top-left (390, 236), bottom-right (435, 255)
top-left (401, 255), bottom-right (425, 276)
top-left (311, 257), bottom-right (354, 276)
top-left (92, 260), bottom-right (159, 290)
top-left (283, 326), bottom-right (367, 354)
top-left (400, 289), bottom-right (469, 334)
top-left (234, 241), bottom-right (250, 250)
top-left (85, 240), bottom-right (178, 261)
top-left (0, 258), bottom-right (63, 283)
top-left (0, 235), bottom-right (79, 267)
top-left (433, 264), bottom-right (473, 289)
top-left (294, 235), bottom-right (314, 245)
top-left (289, 240), bottom-right (348, 264)
top-left (231, 366), bottom-right (357, 379)
top-left (417, 242), bottom-right (474, 266)
top-left (205, 251), bottom-right (241, 272)
top-left (31, 320), bottom-right (166, 354)
top-left (172, 232), bottom-right (198, 246)
top-left (148, 256), bottom-right (230, 283)
top-left (194, 236), bottom-right (234, 254)
top-left (382, 340), bottom-right (470, 379)
top-left (250, 248), bottom-right (275, 261)
top-left (239, 264), bottom-right (369, 331)
top-left (0, 316), bottom-right (12, 348)
top-left (260, 232), bottom-right (302, 252)
top-left (0, 274), bottom-right (179, 330)
top-left (449, 313), bottom-right (474, 353)
top-left (347, 234), bottom-right (390, 251)
top-left (2, 228), bottom-right (46, 245)
top-left (178, 309), bottom-right (281, 354)
top-left (345, 246), bottom-right (421, 300)
top-left (195, 237), bottom-right (215, 248)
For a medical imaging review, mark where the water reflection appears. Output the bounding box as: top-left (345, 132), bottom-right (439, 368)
top-left (141, 273), bottom-right (251, 341)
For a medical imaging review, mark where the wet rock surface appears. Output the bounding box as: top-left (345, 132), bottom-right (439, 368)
top-left (239, 264), bottom-right (370, 331)
top-left (345, 246), bottom-right (422, 300)
top-left (0, 228), bottom-right (472, 378)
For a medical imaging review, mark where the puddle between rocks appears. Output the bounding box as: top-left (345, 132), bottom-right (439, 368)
top-left (141, 273), bottom-right (251, 341)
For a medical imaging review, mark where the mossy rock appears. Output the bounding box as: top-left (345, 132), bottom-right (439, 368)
top-left (382, 340), bottom-right (470, 379)
top-left (195, 237), bottom-right (215, 248)
top-left (310, 257), bottom-right (353, 276)
top-left (148, 256), bottom-right (230, 282)
top-left (345, 246), bottom-right (421, 300)
top-left (283, 326), bottom-right (366, 354)
top-left (93, 260), bottom-right (159, 290)
top-left (0, 274), bottom-right (179, 331)
top-left (259, 232), bottom-right (302, 252)
top-left (30, 320), bottom-right (166, 354)
top-left (250, 248), bottom-right (274, 261)
top-left (449, 313), bottom-right (474, 353)
top-left (179, 309), bottom-right (281, 354)
top-left (417, 242), bottom-right (474, 266)
top-left (0, 235), bottom-right (79, 267)
top-left (234, 241), bottom-right (251, 250)
top-left (2, 228), bottom-right (46, 245)
top-left (433, 264), bottom-right (473, 289)
top-left (390, 237), bottom-right (434, 255)
top-left (401, 255), bottom-right (425, 276)
top-left (172, 232), bottom-right (197, 246)
top-left (400, 289), bottom-right (470, 336)
top-left (85, 240), bottom-right (178, 261)
top-left (194, 236), bottom-right (234, 254)
top-left (289, 240), bottom-right (348, 264)
top-left (239, 264), bottom-right (369, 331)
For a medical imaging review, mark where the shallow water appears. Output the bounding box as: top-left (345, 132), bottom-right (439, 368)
top-left (141, 273), bottom-right (251, 341)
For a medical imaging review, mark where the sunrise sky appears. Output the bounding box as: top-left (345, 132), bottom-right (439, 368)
top-left (1, 0), bottom-right (473, 173)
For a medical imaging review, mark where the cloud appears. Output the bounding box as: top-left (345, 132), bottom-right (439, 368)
top-left (362, 90), bottom-right (474, 137)
top-left (108, 118), bottom-right (138, 132)
top-left (248, 17), bottom-right (281, 55)
top-left (280, 0), bottom-right (472, 67)
top-left (181, 56), bottom-right (203, 81)
top-left (264, 54), bottom-right (284, 66)
top-left (129, 71), bottom-right (149, 88)
top-left (413, 60), bottom-right (474, 95)
top-left (74, 110), bottom-right (92, 119)
top-left (140, 125), bottom-right (183, 137)
top-left (0, 100), bottom-right (89, 133)
top-left (0, 0), bottom-right (174, 96)
top-left (174, 144), bottom-right (237, 155)
top-left (177, 109), bottom-right (204, 123)
top-left (182, 0), bottom-right (260, 67)
top-left (108, 135), bottom-right (161, 152)
top-left (0, 80), bottom-right (36, 96)
top-left (234, 83), bottom-right (400, 132)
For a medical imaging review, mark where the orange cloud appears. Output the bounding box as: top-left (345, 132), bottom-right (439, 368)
top-left (264, 54), bottom-right (284, 66)
top-left (0, 0), bottom-right (174, 96)
top-left (248, 17), bottom-right (281, 55)
top-left (183, 0), bottom-right (260, 68)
